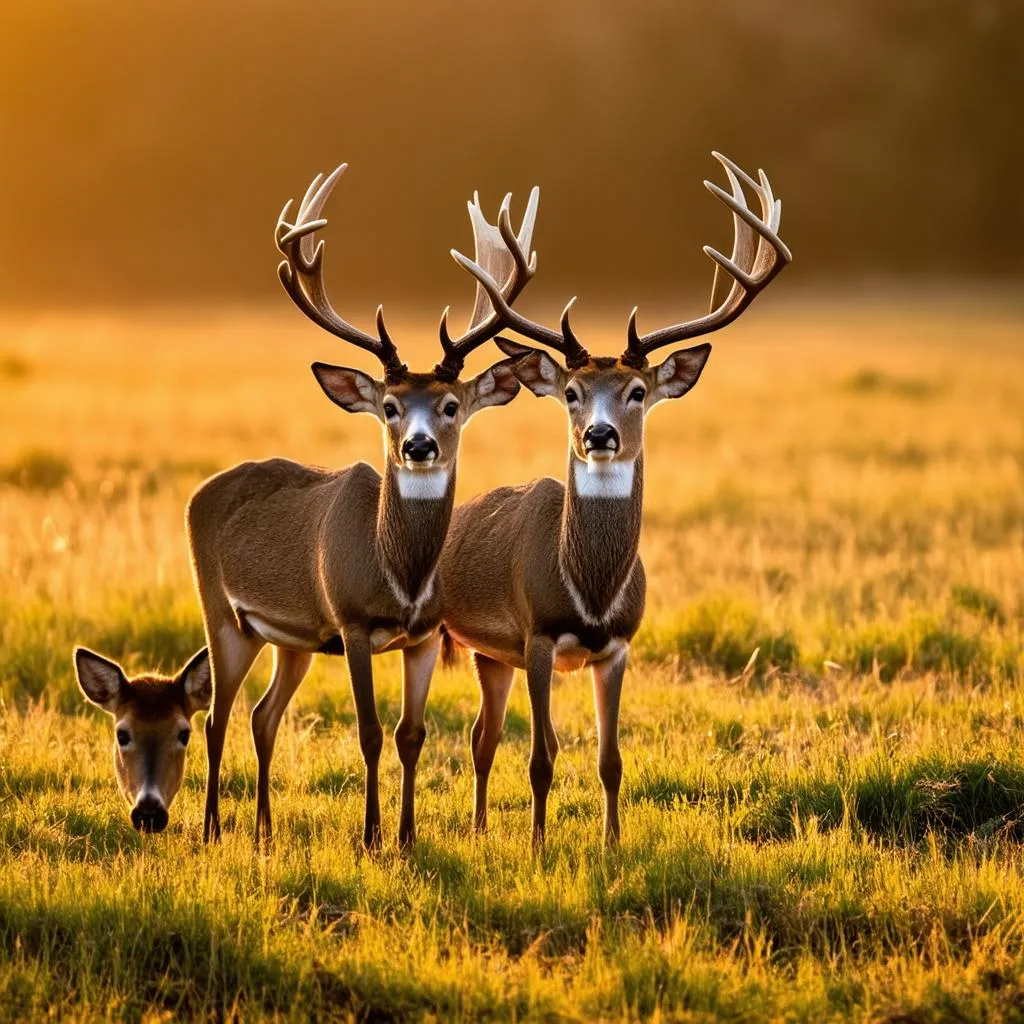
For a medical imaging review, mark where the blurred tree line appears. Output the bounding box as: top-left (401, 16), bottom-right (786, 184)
top-left (1, 0), bottom-right (1020, 312)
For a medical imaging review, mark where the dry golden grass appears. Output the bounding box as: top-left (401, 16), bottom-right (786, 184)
top-left (1, 299), bottom-right (1023, 1020)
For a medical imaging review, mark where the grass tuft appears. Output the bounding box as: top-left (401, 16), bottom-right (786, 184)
top-left (842, 368), bottom-right (940, 399)
top-left (951, 583), bottom-right (1007, 625)
top-left (636, 596), bottom-right (799, 676)
top-left (1, 449), bottom-right (73, 491)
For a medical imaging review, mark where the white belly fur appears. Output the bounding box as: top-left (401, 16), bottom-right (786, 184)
top-left (233, 600), bottom-right (430, 655)
top-left (241, 610), bottom-right (322, 651)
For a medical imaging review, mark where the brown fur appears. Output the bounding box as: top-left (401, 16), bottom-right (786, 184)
top-left (189, 458), bottom-right (453, 648)
top-left (187, 362), bottom-right (520, 851)
top-left (440, 344), bottom-right (710, 847)
top-left (74, 647), bottom-right (211, 833)
top-left (231, 165), bottom-right (546, 849)
top-left (442, 151), bottom-right (790, 846)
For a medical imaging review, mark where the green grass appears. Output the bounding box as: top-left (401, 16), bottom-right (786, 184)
top-left (6, 674), bottom-right (1024, 1021)
top-left (1, 304), bottom-right (1024, 1020)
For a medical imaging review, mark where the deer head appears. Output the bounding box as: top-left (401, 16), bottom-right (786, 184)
top-left (74, 647), bottom-right (211, 833)
top-left (453, 153), bottom-right (791, 493)
top-left (276, 166), bottom-right (545, 495)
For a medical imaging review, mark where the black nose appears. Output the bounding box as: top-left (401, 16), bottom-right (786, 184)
top-left (131, 796), bottom-right (168, 834)
top-left (583, 422), bottom-right (619, 451)
top-left (402, 433), bottom-right (439, 463)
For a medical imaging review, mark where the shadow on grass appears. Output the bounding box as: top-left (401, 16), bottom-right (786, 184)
top-left (0, 895), bottom-right (369, 1021)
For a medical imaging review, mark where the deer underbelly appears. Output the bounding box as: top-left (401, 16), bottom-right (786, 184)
top-left (445, 626), bottom-right (527, 670)
top-left (240, 613), bottom-right (430, 656)
top-left (238, 608), bottom-right (325, 651)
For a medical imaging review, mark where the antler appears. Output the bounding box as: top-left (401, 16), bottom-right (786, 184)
top-left (276, 164), bottom-right (407, 382)
top-left (621, 152), bottom-right (792, 368)
top-left (444, 194), bottom-right (590, 373)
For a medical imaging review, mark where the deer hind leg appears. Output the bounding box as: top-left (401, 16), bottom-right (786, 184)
top-left (470, 652), bottom-right (514, 834)
top-left (395, 632), bottom-right (440, 849)
top-left (592, 644), bottom-right (627, 846)
top-left (251, 647), bottom-right (313, 847)
top-left (342, 626), bottom-right (384, 851)
top-left (203, 621), bottom-right (264, 843)
top-left (524, 637), bottom-right (557, 848)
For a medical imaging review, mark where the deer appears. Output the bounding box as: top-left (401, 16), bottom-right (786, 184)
top-left (438, 153), bottom-right (791, 847)
top-left (74, 646), bottom-right (212, 833)
top-left (185, 163), bottom-right (550, 850)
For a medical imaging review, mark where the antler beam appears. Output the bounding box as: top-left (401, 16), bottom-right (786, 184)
top-left (621, 152), bottom-right (792, 368)
top-left (276, 164), bottom-right (407, 381)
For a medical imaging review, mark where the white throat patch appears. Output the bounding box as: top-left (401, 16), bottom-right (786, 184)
top-left (572, 457), bottom-right (635, 499)
top-left (396, 468), bottom-right (449, 500)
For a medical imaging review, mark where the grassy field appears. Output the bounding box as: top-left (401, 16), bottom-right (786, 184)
top-left (1, 299), bottom-right (1023, 1021)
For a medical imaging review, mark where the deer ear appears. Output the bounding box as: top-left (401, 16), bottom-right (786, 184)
top-left (508, 346), bottom-right (564, 398)
top-left (177, 647), bottom-right (212, 716)
top-left (463, 360), bottom-right (521, 421)
top-left (74, 648), bottom-right (127, 713)
top-left (311, 363), bottom-right (381, 416)
top-left (650, 343), bottom-right (712, 402)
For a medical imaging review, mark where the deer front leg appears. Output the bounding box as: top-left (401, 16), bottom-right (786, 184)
top-left (470, 652), bottom-right (515, 833)
top-left (203, 623), bottom-right (263, 843)
top-left (395, 632), bottom-right (440, 849)
top-left (592, 643), bottom-right (626, 846)
top-left (343, 626), bottom-right (384, 850)
top-left (251, 647), bottom-right (313, 848)
top-left (524, 636), bottom-right (557, 848)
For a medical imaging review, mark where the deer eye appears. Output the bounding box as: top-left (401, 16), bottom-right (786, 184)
top-left (443, 401), bottom-right (458, 418)
top-left (629, 386), bottom-right (646, 403)
top-left (178, 729), bottom-right (191, 747)
top-left (383, 402), bottom-right (399, 421)
top-left (565, 389), bottom-right (579, 405)
top-left (116, 728), bottom-right (131, 748)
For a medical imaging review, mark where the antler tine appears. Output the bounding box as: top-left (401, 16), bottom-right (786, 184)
top-left (447, 250), bottom-right (589, 368)
top-left (276, 164), bottom-right (406, 380)
top-left (622, 153), bottom-right (791, 367)
top-left (436, 187), bottom-right (588, 377)
top-left (435, 187), bottom-right (535, 375)
top-left (438, 188), bottom-right (588, 375)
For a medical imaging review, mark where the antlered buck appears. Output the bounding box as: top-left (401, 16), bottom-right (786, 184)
top-left (187, 164), bottom-right (545, 848)
top-left (439, 153), bottom-right (791, 847)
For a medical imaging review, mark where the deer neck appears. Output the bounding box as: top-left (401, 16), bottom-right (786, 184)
top-left (559, 452), bottom-right (643, 624)
top-left (376, 463), bottom-right (455, 606)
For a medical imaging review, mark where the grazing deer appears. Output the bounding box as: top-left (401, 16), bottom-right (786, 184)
top-left (187, 163), bottom-right (544, 848)
top-left (439, 153), bottom-right (791, 846)
top-left (74, 646), bottom-right (211, 833)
